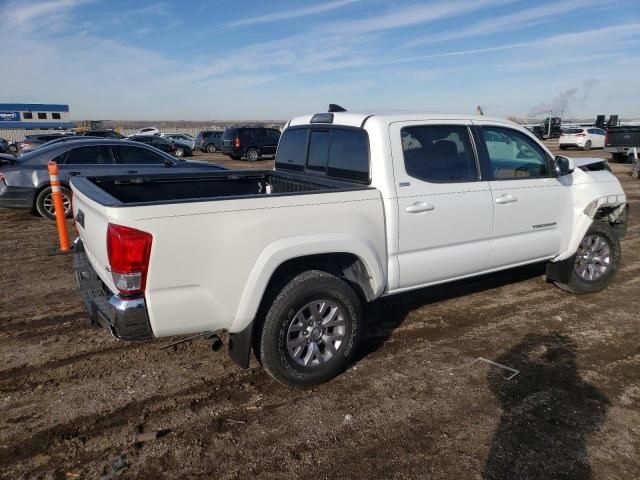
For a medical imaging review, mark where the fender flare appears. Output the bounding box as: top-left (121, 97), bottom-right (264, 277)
top-left (229, 234), bottom-right (386, 334)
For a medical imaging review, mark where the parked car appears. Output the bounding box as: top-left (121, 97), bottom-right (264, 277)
top-left (128, 134), bottom-right (181, 156)
top-left (81, 129), bottom-right (126, 139)
top-left (161, 133), bottom-right (196, 155)
top-left (131, 127), bottom-right (160, 136)
top-left (70, 108), bottom-right (627, 387)
top-left (0, 138), bottom-right (8, 153)
top-left (559, 127), bottom-right (606, 151)
top-left (221, 127), bottom-right (280, 161)
top-left (604, 125), bottom-right (640, 163)
top-left (195, 130), bottom-right (223, 153)
top-left (18, 133), bottom-right (76, 153)
top-left (0, 139), bottom-right (225, 220)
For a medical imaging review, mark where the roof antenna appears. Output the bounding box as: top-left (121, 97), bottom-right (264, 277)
top-left (328, 104), bottom-right (347, 113)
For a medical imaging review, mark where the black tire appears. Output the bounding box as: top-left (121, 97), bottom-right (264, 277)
top-left (35, 186), bottom-right (72, 220)
top-left (583, 140), bottom-right (592, 151)
top-left (610, 153), bottom-right (623, 163)
top-left (206, 144), bottom-right (217, 153)
top-left (555, 221), bottom-right (621, 295)
top-left (8, 144), bottom-right (17, 153)
top-left (246, 148), bottom-right (259, 162)
top-left (173, 147), bottom-right (185, 158)
top-left (256, 270), bottom-right (363, 387)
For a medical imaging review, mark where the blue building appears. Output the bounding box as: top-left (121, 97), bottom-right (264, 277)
top-left (0, 103), bottom-right (74, 130)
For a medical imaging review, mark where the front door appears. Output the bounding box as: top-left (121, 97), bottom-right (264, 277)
top-left (390, 121), bottom-right (494, 289)
top-left (473, 121), bottom-right (571, 268)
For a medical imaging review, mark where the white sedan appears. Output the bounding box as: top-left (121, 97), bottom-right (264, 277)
top-left (559, 127), bottom-right (606, 151)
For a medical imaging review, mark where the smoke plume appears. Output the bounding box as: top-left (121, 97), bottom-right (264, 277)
top-left (528, 78), bottom-right (599, 117)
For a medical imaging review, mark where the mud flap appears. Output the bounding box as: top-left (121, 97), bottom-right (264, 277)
top-left (546, 254), bottom-right (576, 284)
top-left (228, 321), bottom-right (253, 369)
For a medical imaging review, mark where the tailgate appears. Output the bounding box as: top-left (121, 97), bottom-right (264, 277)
top-left (71, 179), bottom-right (119, 294)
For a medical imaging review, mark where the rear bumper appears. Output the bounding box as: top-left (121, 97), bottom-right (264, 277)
top-left (74, 241), bottom-right (153, 341)
top-left (0, 183), bottom-right (34, 209)
top-left (221, 146), bottom-right (242, 156)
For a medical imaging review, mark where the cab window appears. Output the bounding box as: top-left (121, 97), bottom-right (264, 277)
top-left (480, 126), bottom-right (550, 179)
top-left (401, 125), bottom-right (477, 183)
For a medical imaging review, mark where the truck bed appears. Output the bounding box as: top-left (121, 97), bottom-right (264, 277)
top-left (606, 126), bottom-right (640, 147)
top-left (72, 169), bottom-right (370, 207)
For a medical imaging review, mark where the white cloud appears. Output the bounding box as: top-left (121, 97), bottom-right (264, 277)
top-left (324, 0), bottom-right (514, 36)
top-left (225, 0), bottom-right (360, 28)
top-left (404, 0), bottom-right (602, 47)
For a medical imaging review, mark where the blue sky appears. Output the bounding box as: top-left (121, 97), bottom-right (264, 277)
top-left (1, 0), bottom-right (639, 120)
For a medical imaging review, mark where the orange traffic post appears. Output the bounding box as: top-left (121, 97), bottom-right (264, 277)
top-left (47, 161), bottom-right (71, 252)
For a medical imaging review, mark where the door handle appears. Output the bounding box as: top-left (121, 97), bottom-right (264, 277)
top-left (68, 171), bottom-right (81, 176)
top-left (495, 194), bottom-right (517, 204)
top-left (405, 202), bottom-right (435, 213)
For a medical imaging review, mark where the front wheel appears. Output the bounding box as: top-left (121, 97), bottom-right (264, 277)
top-left (256, 270), bottom-right (363, 387)
top-left (206, 144), bottom-right (217, 153)
top-left (173, 147), bottom-right (185, 157)
top-left (35, 186), bottom-right (72, 220)
top-left (583, 140), bottom-right (592, 151)
top-left (555, 222), bottom-right (621, 294)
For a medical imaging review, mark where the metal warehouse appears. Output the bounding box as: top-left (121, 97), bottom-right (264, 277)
top-left (0, 103), bottom-right (75, 141)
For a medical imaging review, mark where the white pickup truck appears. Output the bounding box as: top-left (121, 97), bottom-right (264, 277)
top-left (71, 109), bottom-right (628, 386)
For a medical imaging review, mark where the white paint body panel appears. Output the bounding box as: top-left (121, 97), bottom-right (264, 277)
top-left (73, 112), bottom-right (627, 338)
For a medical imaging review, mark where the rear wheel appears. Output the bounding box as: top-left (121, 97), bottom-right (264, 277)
top-left (35, 186), bottom-right (72, 220)
top-left (206, 144), bottom-right (217, 153)
top-left (256, 270), bottom-right (363, 387)
top-left (173, 147), bottom-right (185, 158)
top-left (246, 148), bottom-right (259, 162)
top-left (555, 222), bottom-right (620, 294)
top-left (583, 140), bottom-right (592, 151)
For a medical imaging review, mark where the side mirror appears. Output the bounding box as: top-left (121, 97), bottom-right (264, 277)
top-left (555, 155), bottom-right (575, 176)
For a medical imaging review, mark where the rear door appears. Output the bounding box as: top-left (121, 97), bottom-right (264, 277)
top-left (56, 145), bottom-right (116, 179)
top-left (473, 121), bottom-right (572, 268)
top-left (390, 120), bottom-right (494, 289)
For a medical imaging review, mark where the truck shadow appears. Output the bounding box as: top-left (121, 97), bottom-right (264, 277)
top-left (483, 333), bottom-right (608, 480)
top-left (357, 262), bottom-right (546, 360)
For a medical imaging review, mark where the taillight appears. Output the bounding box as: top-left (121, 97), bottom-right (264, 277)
top-left (107, 223), bottom-right (153, 297)
top-left (0, 173), bottom-right (5, 184)
top-left (234, 137), bottom-right (240, 148)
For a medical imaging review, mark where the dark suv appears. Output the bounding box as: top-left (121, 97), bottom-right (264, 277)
top-left (195, 130), bottom-right (223, 153)
top-left (221, 127), bottom-right (281, 161)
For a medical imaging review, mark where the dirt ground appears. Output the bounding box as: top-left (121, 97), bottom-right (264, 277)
top-left (0, 143), bottom-right (638, 479)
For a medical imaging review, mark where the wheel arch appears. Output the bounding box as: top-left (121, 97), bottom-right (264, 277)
top-left (227, 238), bottom-right (385, 368)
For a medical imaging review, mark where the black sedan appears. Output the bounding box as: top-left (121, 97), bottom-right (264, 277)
top-left (128, 135), bottom-right (192, 157)
top-left (0, 138), bottom-right (224, 219)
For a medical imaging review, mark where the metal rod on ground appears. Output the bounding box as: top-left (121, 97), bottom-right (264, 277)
top-left (47, 161), bottom-right (71, 252)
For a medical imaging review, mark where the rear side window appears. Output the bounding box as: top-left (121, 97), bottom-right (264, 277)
top-left (114, 145), bottom-right (166, 164)
top-left (401, 125), bottom-right (477, 183)
top-left (64, 146), bottom-right (113, 165)
top-left (275, 128), bottom-right (308, 171)
top-left (564, 128), bottom-right (583, 134)
top-left (222, 129), bottom-right (237, 141)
